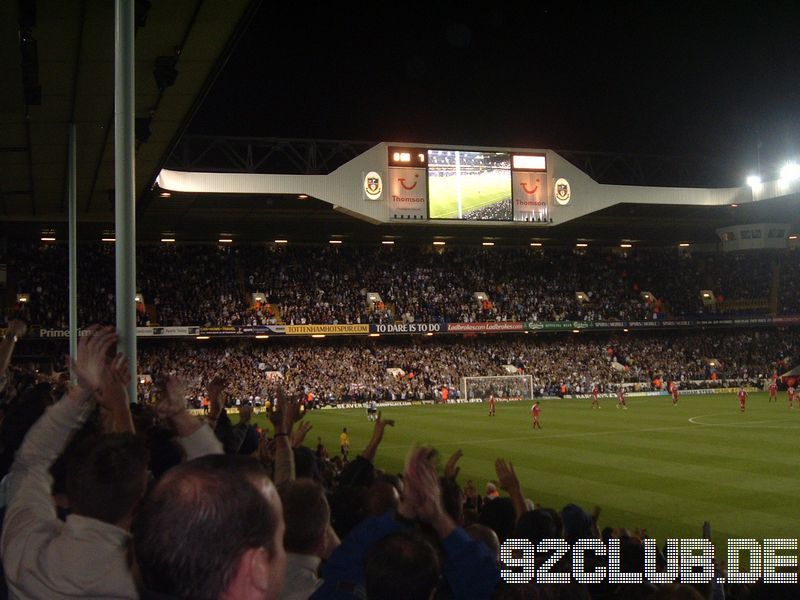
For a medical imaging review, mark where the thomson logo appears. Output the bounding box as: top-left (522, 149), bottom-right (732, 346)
top-left (521, 179), bottom-right (540, 195)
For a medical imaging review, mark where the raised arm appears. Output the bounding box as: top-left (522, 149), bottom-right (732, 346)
top-left (359, 411), bottom-right (395, 463)
top-left (157, 375), bottom-right (222, 460)
top-left (2, 326), bottom-right (116, 565)
top-left (495, 458), bottom-right (527, 522)
top-left (97, 352), bottom-right (135, 434)
top-left (268, 385), bottom-right (299, 486)
top-left (405, 447), bottom-right (501, 599)
top-left (0, 319), bottom-right (28, 393)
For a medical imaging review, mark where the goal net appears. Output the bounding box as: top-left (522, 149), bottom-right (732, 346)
top-left (461, 375), bottom-right (534, 403)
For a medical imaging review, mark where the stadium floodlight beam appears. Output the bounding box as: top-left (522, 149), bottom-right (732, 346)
top-left (218, 238), bottom-right (233, 244)
top-left (274, 239), bottom-right (288, 244)
top-left (329, 240), bottom-right (342, 245)
top-left (381, 240), bottom-right (395, 245)
top-left (41, 236), bottom-right (56, 242)
top-left (433, 241), bottom-right (446, 246)
top-left (102, 237), bottom-right (116, 243)
top-left (482, 242), bottom-right (494, 246)
top-left (780, 162), bottom-right (800, 182)
top-left (530, 242), bottom-right (542, 247)
top-left (160, 237), bottom-right (175, 243)
top-left (679, 242), bottom-right (690, 247)
top-left (255, 335), bottom-right (269, 339)
top-left (620, 243), bottom-right (632, 248)
top-left (576, 242), bottom-right (588, 248)
top-left (746, 175), bottom-right (762, 188)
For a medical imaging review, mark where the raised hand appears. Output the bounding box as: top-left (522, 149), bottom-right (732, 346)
top-left (403, 446), bottom-right (453, 537)
top-left (292, 421), bottom-right (313, 448)
top-left (69, 326), bottom-right (118, 393)
top-left (97, 352), bottom-right (134, 433)
top-left (494, 458), bottom-right (521, 494)
top-left (268, 385), bottom-right (285, 431)
top-left (98, 353), bottom-right (130, 408)
top-left (360, 411), bottom-right (395, 463)
top-left (495, 457), bottom-right (527, 520)
top-left (444, 448), bottom-right (463, 481)
top-left (372, 411), bottom-right (395, 441)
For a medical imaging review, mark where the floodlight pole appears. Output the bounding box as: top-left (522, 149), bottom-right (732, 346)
top-left (115, 0), bottom-right (137, 402)
top-left (68, 123), bottom-right (78, 372)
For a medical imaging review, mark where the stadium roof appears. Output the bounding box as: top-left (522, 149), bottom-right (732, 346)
top-left (1, 2), bottom-right (798, 248)
top-left (0, 0), bottom-right (258, 237)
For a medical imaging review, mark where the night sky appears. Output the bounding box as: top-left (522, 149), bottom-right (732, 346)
top-left (189, 2), bottom-right (800, 184)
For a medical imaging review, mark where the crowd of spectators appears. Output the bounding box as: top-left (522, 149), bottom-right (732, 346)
top-left (462, 197), bottom-right (513, 220)
top-left (7, 242), bottom-right (800, 329)
top-left (132, 329), bottom-right (798, 405)
top-left (0, 321), bottom-right (794, 599)
top-left (779, 252), bottom-right (800, 315)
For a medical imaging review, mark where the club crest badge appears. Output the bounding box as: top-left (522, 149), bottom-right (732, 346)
top-left (364, 171), bottom-right (382, 200)
top-left (554, 178), bottom-right (571, 205)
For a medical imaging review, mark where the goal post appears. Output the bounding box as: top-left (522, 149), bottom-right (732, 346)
top-left (460, 374), bottom-right (534, 403)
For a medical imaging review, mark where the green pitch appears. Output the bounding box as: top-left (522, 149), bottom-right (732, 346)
top-left (428, 172), bottom-right (510, 219)
top-left (253, 393), bottom-right (800, 552)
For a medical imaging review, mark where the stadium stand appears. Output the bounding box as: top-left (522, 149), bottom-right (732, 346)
top-left (7, 243), bottom-right (799, 328)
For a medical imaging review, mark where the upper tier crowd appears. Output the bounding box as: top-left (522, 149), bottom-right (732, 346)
top-left (6, 243), bottom-right (800, 328)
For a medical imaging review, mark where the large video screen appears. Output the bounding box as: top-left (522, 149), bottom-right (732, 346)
top-left (427, 150), bottom-right (512, 220)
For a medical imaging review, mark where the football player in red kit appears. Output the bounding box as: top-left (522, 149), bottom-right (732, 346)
top-left (488, 394), bottom-right (497, 416)
top-left (788, 385), bottom-right (796, 409)
top-left (738, 386), bottom-right (747, 412)
top-left (769, 380), bottom-right (778, 402)
top-left (591, 385), bottom-right (600, 409)
top-left (616, 388), bottom-right (627, 410)
top-left (531, 401), bottom-right (541, 429)
top-left (670, 381), bottom-right (680, 407)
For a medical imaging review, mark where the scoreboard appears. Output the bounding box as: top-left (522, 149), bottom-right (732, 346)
top-left (386, 146), bottom-right (550, 222)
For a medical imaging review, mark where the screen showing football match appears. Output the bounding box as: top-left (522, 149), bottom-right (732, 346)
top-left (427, 150), bottom-right (512, 220)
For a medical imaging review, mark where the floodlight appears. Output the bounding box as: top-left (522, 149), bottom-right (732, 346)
top-left (780, 162), bottom-right (800, 182)
top-left (746, 175), bottom-right (761, 187)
